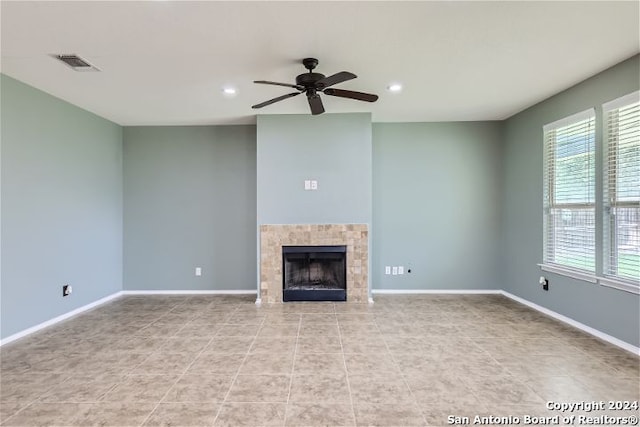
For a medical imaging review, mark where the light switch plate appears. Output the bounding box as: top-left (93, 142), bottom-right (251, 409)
top-left (195, 267), bottom-right (202, 276)
top-left (385, 266), bottom-right (391, 275)
top-left (392, 266), bottom-right (398, 275)
top-left (311, 180), bottom-right (318, 190)
top-left (304, 180), bottom-right (311, 190)
top-left (398, 266), bottom-right (404, 275)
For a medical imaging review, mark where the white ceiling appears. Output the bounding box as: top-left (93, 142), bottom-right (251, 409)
top-left (1, 1), bottom-right (638, 126)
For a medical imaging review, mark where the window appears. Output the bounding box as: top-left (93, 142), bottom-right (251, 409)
top-left (603, 92), bottom-right (640, 285)
top-left (543, 109), bottom-right (596, 273)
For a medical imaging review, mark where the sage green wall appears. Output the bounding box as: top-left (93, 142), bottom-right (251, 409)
top-left (1, 74), bottom-right (123, 340)
top-left (501, 55), bottom-right (640, 346)
top-left (257, 113), bottom-right (372, 225)
top-left (123, 126), bottom-right (256, 291)
top-left (372, 122), bottom-right (502, 290)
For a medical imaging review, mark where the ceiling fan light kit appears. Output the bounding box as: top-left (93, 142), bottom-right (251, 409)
top-left (252, 58), bottom-right (379, 115)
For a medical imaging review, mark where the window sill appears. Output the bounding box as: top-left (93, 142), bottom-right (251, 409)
top-left (538, 264), bottom-right (598, 283)
top-left (598, 277), bottom-right (640, 295)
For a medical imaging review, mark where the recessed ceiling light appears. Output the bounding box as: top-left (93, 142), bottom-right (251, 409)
top-left (387, 83), bottom-right (403, 93)
top-left (222, 87), bottom-right (237, 97)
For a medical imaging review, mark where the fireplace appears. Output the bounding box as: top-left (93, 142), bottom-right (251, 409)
top-left (282, 246), bottom-right (347, 302)
top-left (259, 224), bottom-right (368, 303)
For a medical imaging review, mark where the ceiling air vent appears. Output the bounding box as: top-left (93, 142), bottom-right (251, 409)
top-left (53, 54), bottom-right (100, 72)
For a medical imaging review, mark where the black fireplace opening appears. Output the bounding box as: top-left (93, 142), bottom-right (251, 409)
top-left (282, 245), bottom-right (347, 302)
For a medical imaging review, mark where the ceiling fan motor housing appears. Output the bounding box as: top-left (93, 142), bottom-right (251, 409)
top-left (296, 72), bottom-right (326, 89)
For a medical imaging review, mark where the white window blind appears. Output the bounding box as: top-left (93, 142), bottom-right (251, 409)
top-left (603, 92), bottom-right (640, 286)
top-left (543, 109), bottom-right (596, 273)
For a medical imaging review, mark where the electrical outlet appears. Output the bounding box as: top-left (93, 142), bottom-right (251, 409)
top-left (385, 266), bottom-right (391, 275)
top-left (62, 284), bottom-right (71, 297)
top-left (304, 180), bottom-right (311, 190)
top-left (195, 267), bottom-right (202, 276)
top-left (392, 266), bottom-right (398, 275)
top-left (398, 266), bottom-right (404, 275)
top-left (539, 276), bottom-right (549, 291)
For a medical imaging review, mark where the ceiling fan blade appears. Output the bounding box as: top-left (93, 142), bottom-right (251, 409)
top-left (252, 92), bottom-right (301, 109)
top-left (323, 88), bottom-right (378, 102)
top-left (254, 80), bottom-right (304, 90)
top-left (308, 94), bottom-right (325, 115)
top-left (315, 71), bottom-right (357, 89)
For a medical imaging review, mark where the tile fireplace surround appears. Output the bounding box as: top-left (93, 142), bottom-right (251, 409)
top-left (259, 224), bottom-right (369, 303)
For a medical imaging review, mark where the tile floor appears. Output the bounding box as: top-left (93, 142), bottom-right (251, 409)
top-left (0, 294), bottom-right (638, 426)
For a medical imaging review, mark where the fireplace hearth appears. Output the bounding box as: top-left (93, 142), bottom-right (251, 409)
top-left (282, 245), bottom-right (347, 302)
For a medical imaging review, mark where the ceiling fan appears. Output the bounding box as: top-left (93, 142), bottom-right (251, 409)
top-left (252, 58), bottom-right (379, 115)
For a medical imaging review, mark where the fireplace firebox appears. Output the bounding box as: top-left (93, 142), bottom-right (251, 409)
top-left (282, 245), bottom-right (347, 302)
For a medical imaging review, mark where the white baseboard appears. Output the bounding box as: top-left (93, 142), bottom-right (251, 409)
top-left (371, 289), bottom-right (502, 295)
top-left (121, 290), bottom-right (257, 295)
top-left (500, 291), bottom-right (640, 356)
top-left (0, 291), bottom-right (123, 347)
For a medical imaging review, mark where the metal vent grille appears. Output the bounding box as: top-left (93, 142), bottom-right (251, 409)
top-left (53, 54), bottom-right (100, 71)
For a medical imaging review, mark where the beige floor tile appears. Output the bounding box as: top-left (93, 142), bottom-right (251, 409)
top-left (250, 336), bottom-right (297, 354)
top-left (204, 337), bottom-right (254, 353)
top-left (0, 402), bottom-right (28, 424)
top-left (336, 313), bottom-right (376, 324)
top-left (344, 353), bottom-right (400, 374)
top-left (283, 303), bottom-right (336, 314)
top-left (38, 374), bottom-right (123, 403)
top-left (225, 313), bottom-right (266, 325)
top-left (109, 336), bottom-right (168, 352)
top-left (354, 403), bottom-right (426, 427)
top-left (132, 352), bottom-right (197, 374)
top-left (137, 322), bottom-right (184, 337)
top-left (263, 313), bottom-right (302, 324)
top-left (294, 353), bottom-right (346, 375)
top-left (157, 337), bottom-right (211, 353)
top-left (174, 323), bottom-right (221, 339)
top-left (162, 374), bottom-right (234, 402)
top-left (285, 403), bottom-right (355, 426)
top-left (300, 313), bottom-right (338, 324)
top-left (348, 373), bottom-right (414, 404)
top-left (339, 323), bottom-right (381, 337)
top-left (142, 402), bottom-right (220, 426)
top-left (289, 374), bottom-right (350, 403)
top-left (215, 324), bottom-right (260, 337)
top-left (101, 374), bottom-right (179, 403)
top-left (463, 376), bottom-right (546, 406)
top-left (0, 373), bottom-right (68, 403)
top-left (297, 335), bottom-right (342, 353)
top-left (76, 402), bottom-right (156, 427)
top-left (214, 402), bottom-right (286, 426)
top-left (341, 335), bottom-right (388, 354)
top-left (299, 323), bottom-right (340, 336)
top-left (2, 294), bottom-right (638, 427)
top-left (258, 323), bottom-right (300, 337)
top-left (501, 359), bottom-right (572, 379)
top-left (187, 353), bottom-right (246, 375)
top-left (2, 402), bottom-right (86, 427)
top-left (77, 352), bottom-right (149, 375)
top-left (226, 374), bottom-right (291, 402)
top-left (575, 375), bottom-right (640, 400)
top-left (239, 352), bottom-right (294, 375)
top-left (405, 373), bottom-right (482, 407)
top-left (419, 403), bottom-right (487, 426)
top-left (524, 375), bottom-right (601, 401)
